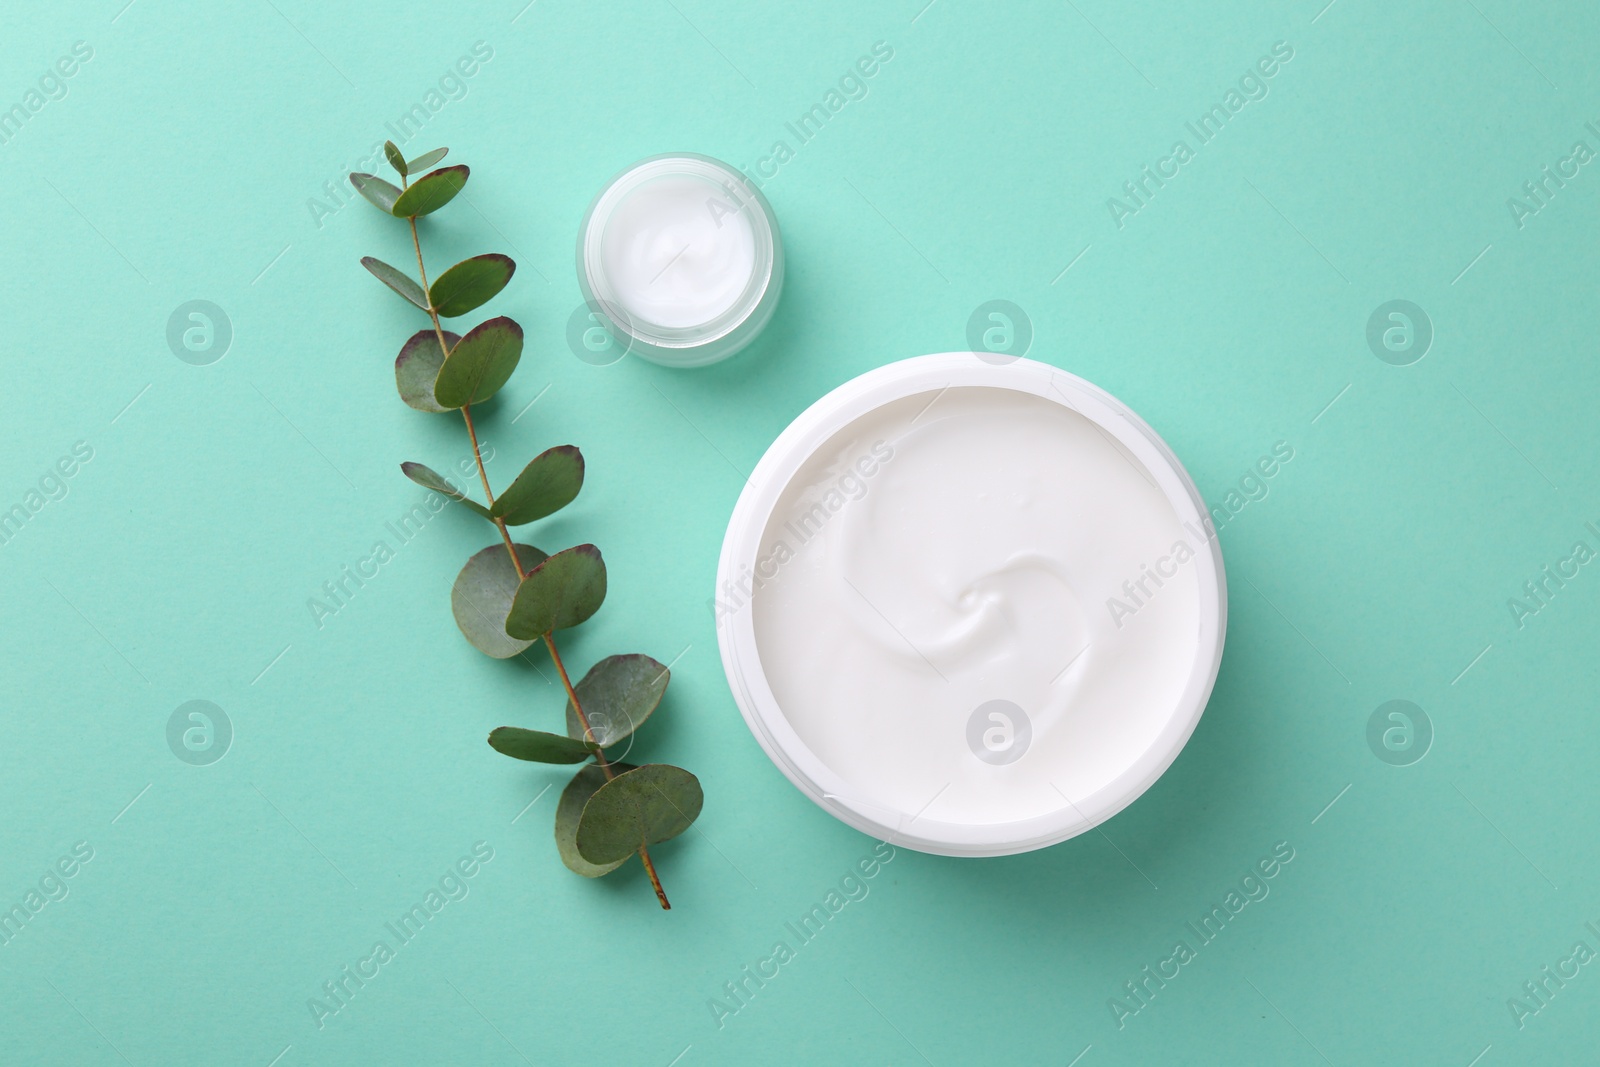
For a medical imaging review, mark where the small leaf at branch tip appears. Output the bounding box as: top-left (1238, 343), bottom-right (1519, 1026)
top-left (406, 147), bottom-right (448, 172)
top-left (391, 164), bottom-right (469, 218)
top-left (350, 172), bottom-right (401, 213)
top-left (384, 141), bottom-right (407, 177)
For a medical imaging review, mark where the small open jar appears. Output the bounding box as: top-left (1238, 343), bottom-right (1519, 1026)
top-left (576, 153), bottom-right (783, 368)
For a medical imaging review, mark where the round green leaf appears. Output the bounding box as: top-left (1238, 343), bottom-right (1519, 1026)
top-left (406, 147), bottom-right (448, 173)
top-left (504, 544), bottom-right (606, 640)
top-left (349, 172), bottom-right (401, 213)
top-left (492, 445), bottom-right (584, 526)
top-left (555, 764), bottom-right (634, 878)
top-left (430, 254), bottom-right (516, 318)
top-left (567, 654), bottom-right (669, 748)
top-left (434, 316), bottom-right (523, 409)
top-left (394, 328), bottom-right (459, 413)
top-left (361, 256), bottom-right (427, 309)
top-left (575, 764), bottom-right (703, 865)
top-left (487, 726), bottom-right (597, 764)
top-left (391, 164), bottom-right (468, 218)
top-left (384, 141), bottom-right (406, 177)
top-left (400, 462), bottom-right (489, 518)
top-left (451, 542), bottom-right (548, 659)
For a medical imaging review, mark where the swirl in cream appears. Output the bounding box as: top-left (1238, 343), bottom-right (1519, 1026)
top-left (752, 387), bottom-right (1201, 826)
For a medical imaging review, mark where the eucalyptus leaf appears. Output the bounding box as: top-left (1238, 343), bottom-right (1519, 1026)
top-left (555, 764), bottom-right (634, 878)
top-left (434, 316), bottom-right (522, 409)
top-left (451, 542), bottom-right (549, 659)
top-left (391, 164), bottom-right (469, 218)
top-left (349, 172), bottom-right (401, 213)
top-left (384, 140), bottom-right (407, 177)
top-left (575, 764), bottom-right (703, 865)
top-left (394, 328), bottom-right (460, 413)
top-left (566, 654), bottom-right (669, 748)
top-left (487, 726), bottom-right (597, 764)
top-left (406, 147), bottom-right (448, 172)
top-left (492, 445), bottom-right (584, 526)
top-left (430, 254), bottom-right (516, 318)
top-left (361, 256), bottom-right (427, 309)
top-left (504, 544), bottom-right (606, 640)
top-left (400, 461), bottom-right (490, 518)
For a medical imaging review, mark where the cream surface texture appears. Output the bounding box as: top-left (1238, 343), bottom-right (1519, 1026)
top-left (598, 173), bottom-right (755, 330)
top-left (750, 387), bottom-right (1202, 826)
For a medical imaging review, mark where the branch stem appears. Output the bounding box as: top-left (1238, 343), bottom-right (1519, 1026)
top-left (408, 217), bottom-right (670, 911)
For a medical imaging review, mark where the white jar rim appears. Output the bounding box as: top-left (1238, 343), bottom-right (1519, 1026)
top-left (715, 354), bottom-right (1227, 856)
top-left (576, 153), bottom-right (783, 368)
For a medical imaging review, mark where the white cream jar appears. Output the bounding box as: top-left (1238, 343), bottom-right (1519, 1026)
top-left (577, 153), bottom-right (783, 367)
top-left (715, 354), bottom-right (1226, 856)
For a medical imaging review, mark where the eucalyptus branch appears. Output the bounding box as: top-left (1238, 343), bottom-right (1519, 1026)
top-left (352, 143), bottom-right (700, 910)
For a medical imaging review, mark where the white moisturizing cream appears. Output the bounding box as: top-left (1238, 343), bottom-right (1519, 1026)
top-left (598, 174), bottom-right (756, 329)
top-left (577, 154), bottom-right (783, 367)
top-left (716, 355), bottom-right (1225, 856)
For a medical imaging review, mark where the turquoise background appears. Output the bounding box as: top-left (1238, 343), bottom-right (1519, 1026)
top-left (2, 0), bottom-right (1597, 1063)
